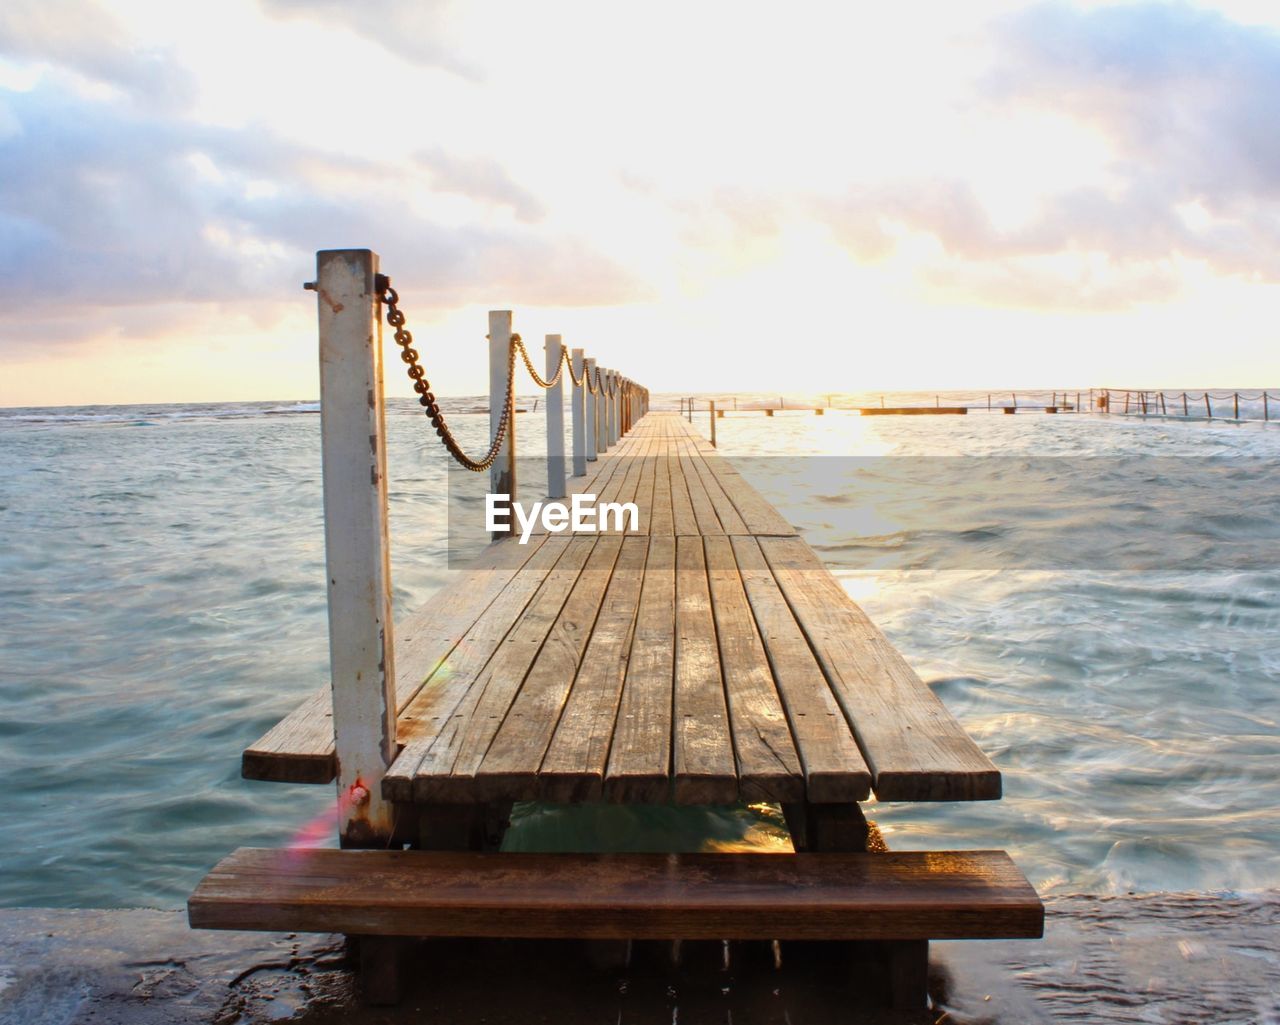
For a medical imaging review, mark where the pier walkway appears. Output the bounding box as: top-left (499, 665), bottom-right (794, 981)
top-left (191, 249), bottom-right (1040, 1013)
top-left (245, 412), bottom-right (1000, 811)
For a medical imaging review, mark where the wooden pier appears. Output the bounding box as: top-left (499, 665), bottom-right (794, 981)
top-left (190, 249), bottom-right (1041, 1012)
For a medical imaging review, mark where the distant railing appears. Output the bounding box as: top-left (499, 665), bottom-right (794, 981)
top-left (1098, 389), bottom-right (1273, 422)
top-left (673, 389), bottom-right (1276, 423)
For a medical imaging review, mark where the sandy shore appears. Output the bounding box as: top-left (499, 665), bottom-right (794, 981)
top-left (1, 891), bottom-right (1275, 1024)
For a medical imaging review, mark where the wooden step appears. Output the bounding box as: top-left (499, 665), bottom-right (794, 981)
top-left (189, 847), bottom-right (1043, 941)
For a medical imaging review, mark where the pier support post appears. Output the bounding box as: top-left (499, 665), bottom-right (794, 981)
top-left (545, 335), bottom-right (566, 499)
top-left (315, 249), bottom-right (397, 848)
top-left (884, 940), bottom-right (929, 1010)
top-left (585, 358), bottom-right (599, 462)
top-left (489, 311), bottom-right (515, 535)
top-left (571, 348), bottom-right (587, 476)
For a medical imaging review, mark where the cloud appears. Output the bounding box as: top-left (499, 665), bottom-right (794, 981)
top-left (415, 146), bottom-right (546, 222)
top-left (0, 79), bottom-right (644, 357)
top-left (989, 1), bottom-right (1280, 202)
top-left (0, 0), bottom-right (194, 109)
top-left (783, 3), bottom-right (1280, 310)
top-left (257, 0), bottom-right (479, 79)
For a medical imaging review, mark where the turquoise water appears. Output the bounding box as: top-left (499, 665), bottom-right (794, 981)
top-left (0, 396), bottom-right (1277, 907)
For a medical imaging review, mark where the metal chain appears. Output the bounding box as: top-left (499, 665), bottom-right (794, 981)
top-left (513, 336), bottom-right (569, 390)
top-left (375, 274), bottom-right (630, 469)
top-left (376, 275), bottom-right (513, 473)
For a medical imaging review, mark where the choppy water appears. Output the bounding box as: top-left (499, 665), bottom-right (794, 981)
top-left (0, 394), bottom-right (1277, 908)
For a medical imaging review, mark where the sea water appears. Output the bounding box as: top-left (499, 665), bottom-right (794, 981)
top-left (0, 395), bottom-right (1276, 908)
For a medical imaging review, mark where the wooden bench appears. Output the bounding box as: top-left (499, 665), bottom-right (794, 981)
top-left (188, 847), bottom-right (1043, 1009)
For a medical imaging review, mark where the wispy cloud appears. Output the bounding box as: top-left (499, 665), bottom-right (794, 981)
top-left (257, 0), bottom-right (480, 79)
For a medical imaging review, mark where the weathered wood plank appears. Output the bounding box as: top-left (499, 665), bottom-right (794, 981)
top-left (629, 439), bottom-right (657, 535)
top-left (408, 536), bottom-right (599, 802)
top-left (381, 536), bottom-right (570, 800)
top-left (243, 535), bottom-right (552, 784)
top-left (667, 448), bottom-right (699, 536)
top-left (647, 440), bottom-right (674, 537)
top-left (702, 536), bottom-right (804, 803)
top-left (731, 536), bottom-right (871, 802)
top-left (759, 535), bottom-right (1001, 801)
top-left (540, 536), bottom-right (649, 802)
top-left (472, 535), bottom-right (625, 800)
top-left (678, 444), bottom-right (726, 536)
top-left (672, 535), bottom-right (737, 804)
top-left (604, 536), bottom-right (675, 802)
top-left (683, 442), bottom-right (748, 535)
top-left (189, 848), bottom-right (1044, 941)
top-left (686, 435), bottom-right (796, 536)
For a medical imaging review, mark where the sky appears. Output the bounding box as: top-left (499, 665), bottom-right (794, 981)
top-left (2, 0), bottom-right (1280, 406)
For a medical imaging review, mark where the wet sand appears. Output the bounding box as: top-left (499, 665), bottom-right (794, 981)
top-left (1, 891), bottom-right (1275, 1024)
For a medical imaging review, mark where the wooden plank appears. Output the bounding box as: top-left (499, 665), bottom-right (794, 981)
top-left (677, 443), bottom-right (726, 535)
top-left (407, 536), bottom-right (599, 803)
top-left (731, 536), bottom-right (871, 803)
top-left (241, 691), bottom-right (335, 784)
top-left (667, 446), bottom-right (699, 536)
top-left (702, 536), bottom-right (804, 803)
top-left (672, 535), bottom-right (737, 804)
top-left (244, 536), bottom-right (551, 784)
top-left (604, 536), bottom-right (675, 802)
top-left (682, 442), bottom-right (748, 535)
top-left (189, 848), bottom-right (1044, 941)
top-left (647, 439), bottom-right (674, 537)
top-left (381, 536), bottom-right (570, 801)
top-left (759, 536), bottom-right (1002, 801)
top-left (683, 434), bottom-right (796, 536)
top-left (472, 535), bottom-right (626, 800)
top-left (540, 535), bottom-right (649, 802)
top-left (629, 439), bottom-right (657, 535)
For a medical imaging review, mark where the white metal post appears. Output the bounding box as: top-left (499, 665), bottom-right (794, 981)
top-left (570, 347), bottom-right (587, 476)
top-left (614, 372), bottom-right (622, 443)
top-left (585, 357), bottom-right (599, 460)
top-left (315, 248), bottom-right (397, 848)
top-left (489, 311), bottom-right (515, 535)
top-left (545, 334), bottom-right (566, 499)
top-left (606, 369), bottom-right (617, 447)
top-left (616, 372), bottom-right (624, 446)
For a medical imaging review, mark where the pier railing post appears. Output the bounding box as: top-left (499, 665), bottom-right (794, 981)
top-left (545, 334), bottom-right (566, 499)
top-left (489, 311), bottom-right (515, 535)
top-left (585, 357), bottom-right (599, 462)
top-left (606, 369), bottom-right (615, 447)
top-left (601, 369), bottom-right (611, 448)
top-left (710, 399), bottom-right (717, 448)
top-left (571, 347), bottom-right (587, 476)
top-left (315, 249), bottom-right (397, 848)
top-left (614, 371), bottom-right (624, 442)
top-left (597, 367), bottom-right (610, 452)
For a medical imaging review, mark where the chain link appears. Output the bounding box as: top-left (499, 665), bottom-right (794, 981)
top-left (377, 275), bottom-right (513, 473)
top-left (513, 336), bottom-right (569, 390)
top-left (376, 274), bottom-right (627, 469)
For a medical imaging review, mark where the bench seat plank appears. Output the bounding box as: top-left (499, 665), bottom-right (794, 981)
top-left (189, 847), bottom-right (1044, 941)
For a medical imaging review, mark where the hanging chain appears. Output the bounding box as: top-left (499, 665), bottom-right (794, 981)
top-left (375, 273), bottom-right (627, 469)
top-left (513, 336), bottom-right (569, 390)
top-left (376, 274), bottom-right (513, 473)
